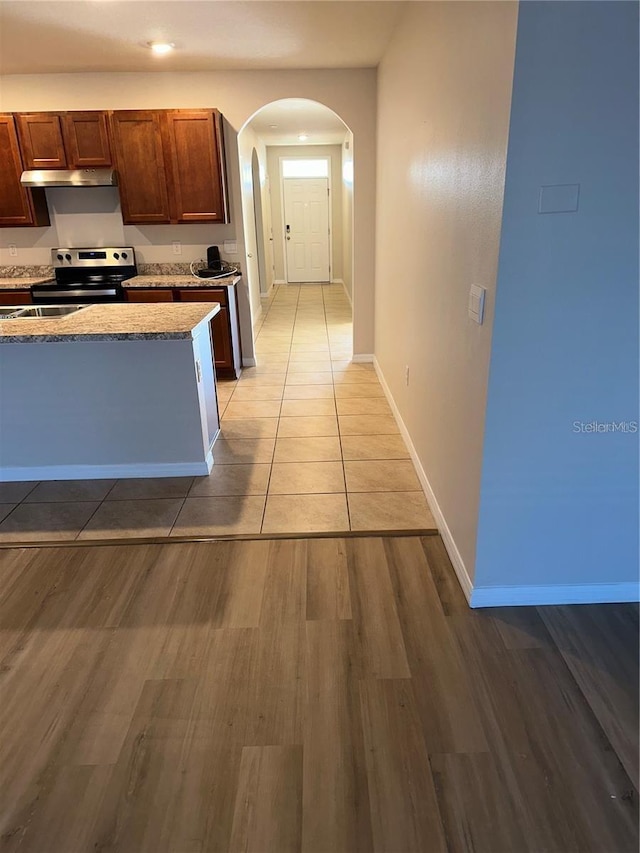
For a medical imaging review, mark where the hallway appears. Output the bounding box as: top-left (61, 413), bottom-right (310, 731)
top-left (0, 284), bottom-right (435, 542)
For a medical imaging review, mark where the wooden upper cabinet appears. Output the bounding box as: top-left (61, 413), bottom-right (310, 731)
top-left (163, 110), bottom-right (229, 224)
top-left (109, 110), bottom-right (171, 224)
top-left (15, 113), bottom-right (68, 169)
top-left (0, 115), bottom-right (50, 227)
top-left (62, 112), bottom-right (112, 168)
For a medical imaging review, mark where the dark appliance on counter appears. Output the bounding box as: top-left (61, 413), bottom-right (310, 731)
top-left (30, 247), bottom-right (136, 304)
top-left (207, 245), bottom-right (222, 272)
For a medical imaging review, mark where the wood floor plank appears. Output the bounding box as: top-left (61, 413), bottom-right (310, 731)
top-left (229, 745), bottom-right (303, 853)
top-left (383, 537), bottom-right (489, 753)
top-left (0, 627), bottom-right (113, 843)
top-left (448, 609), bottom-right (639, 852)
top-left (212, 539), bottom-right (270, 628)
top-left (346, 538), bottom-right (411, 678)
top-left (89, 678), bottom-right (199, 853)
top-left (359, 678), bottom-right (447, 853)
top-left (303, 620), bottom-right (373, 853)
top-left (0, 536), bottom-right (637, 853)
top-left (305, 537), bottom-right (352, 621)
top-left (539, 603), bottom-right (639, 784)
top-left (261, 539), bottom-right (308, 625)
top-left (429, 752), bottom-right (528, 853)
top-left (5, 764), bottom-right (112, 853)
top-left (491, 606), bottom-right (553, 650)
top-left (420, 535), bottom-right (468, 615)
top-left (0, 547), bottom-right (37, 609)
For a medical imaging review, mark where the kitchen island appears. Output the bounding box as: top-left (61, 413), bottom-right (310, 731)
top-left (0, 303), bottom-right (221, 482)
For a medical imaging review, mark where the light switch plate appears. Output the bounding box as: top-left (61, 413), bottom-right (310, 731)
top-left (223, 240), bottom-right (238, 254)
top-left (538, 183), bottom-right (580, 214)
top-left (468, 285), bottom-right (486, 324)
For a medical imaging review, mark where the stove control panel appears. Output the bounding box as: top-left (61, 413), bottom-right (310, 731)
top-left (52, 248), bottom-right (135, 267)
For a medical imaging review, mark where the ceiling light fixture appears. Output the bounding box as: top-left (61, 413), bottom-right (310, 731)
top-left (298, 133), bottom-right (308, 141)
top-left (148, 42), bottom-right (175, 55)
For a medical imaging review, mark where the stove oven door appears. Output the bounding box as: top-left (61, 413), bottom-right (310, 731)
top-left (30, 282), bottom-right (125, 304)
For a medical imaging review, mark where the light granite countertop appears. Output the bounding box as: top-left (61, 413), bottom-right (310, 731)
top-left (0, 276), bottom-right (54, 290)
top-left (0, 302), bottom-right (220, 344)
top-left (124, 274), bottom-right (241, 288)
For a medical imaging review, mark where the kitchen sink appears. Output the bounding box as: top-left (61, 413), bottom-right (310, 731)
top-left (5, 304), bottom-right (88, 319)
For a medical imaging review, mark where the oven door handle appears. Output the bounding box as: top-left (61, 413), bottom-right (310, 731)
top-left (32, 288), bottom-right (118, 299)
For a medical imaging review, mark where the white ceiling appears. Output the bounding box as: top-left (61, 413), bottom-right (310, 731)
top-left (248, 98), bottom-right (348, 146)
top-left (0, 1), bottom-right (406, 75)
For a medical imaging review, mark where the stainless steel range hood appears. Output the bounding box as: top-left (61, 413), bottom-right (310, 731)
top-left (20, 168), bottom-right (118, 188)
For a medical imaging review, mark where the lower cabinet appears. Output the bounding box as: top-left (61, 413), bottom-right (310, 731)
top-left (125, 289), bottom-right (173, 303)
top-left (176, 288), bottom-right (242, 379)
top-left (0, 290), bottom-right (32, 305)
top-left (125, 286), bottom-right (242, 378)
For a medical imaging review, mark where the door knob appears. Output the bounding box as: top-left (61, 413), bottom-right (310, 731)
top-left (247, 253), bottom-right (253, 258)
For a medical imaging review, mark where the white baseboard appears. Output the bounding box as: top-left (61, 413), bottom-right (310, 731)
top-left (372, 356), bottom-right (639, 609)
top-left (373, 356), bottom-right (474, 604)
top-left (242, 357), bottom-right (257, 367)
top-left (0, 455), bottom-right (214, 482)
top-left (471, 582), bottom-right (640, 608)
top-left (272, 279), bottom-right (286, 286)
top-left (331, 278), bottom-right (344, 284)
top-left (352, 353), bottom-right (374, 364)
top-left (340, 280), bottom-right (352, 306)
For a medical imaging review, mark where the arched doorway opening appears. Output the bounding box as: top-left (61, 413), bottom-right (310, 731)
top-left (237, 98), bottom-right (354, 353)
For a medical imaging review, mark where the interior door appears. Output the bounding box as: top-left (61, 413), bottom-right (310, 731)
top-left (283, 178), bottom-right (330, 283)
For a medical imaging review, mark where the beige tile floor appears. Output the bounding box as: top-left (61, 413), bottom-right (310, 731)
top-left (0, 284), bottom-right (436, 541)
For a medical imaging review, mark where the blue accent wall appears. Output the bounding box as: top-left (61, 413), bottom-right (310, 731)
top-left (475, 1), bottom-right (639, 589)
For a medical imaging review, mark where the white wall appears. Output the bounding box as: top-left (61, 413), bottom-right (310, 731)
top-left (341, 131), bottom-right (354, 301)
top-left (266, 144), bottom-right (343, 283)
top-left (237, 124), bottom-right (267, 323)
top-left (0, 68), bottom-right (376, 354)
top-left (374, 1), bottom-right (518, 580)
top-left (474, 0), bottom-right (639, 602)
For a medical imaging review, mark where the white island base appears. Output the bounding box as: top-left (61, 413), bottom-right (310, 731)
top-left (0, 306), bottom-right (220, 482)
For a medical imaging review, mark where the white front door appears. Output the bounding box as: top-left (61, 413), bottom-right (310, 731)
top-left (283, 178), bottom-right (330, 283)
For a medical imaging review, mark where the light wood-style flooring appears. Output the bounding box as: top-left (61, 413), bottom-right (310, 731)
top-left (0, 534), bottom-right (638, 852)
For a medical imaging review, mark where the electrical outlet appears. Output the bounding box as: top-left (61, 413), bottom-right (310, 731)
top-left (172, 241), bottom-right (182, 256)
top-left (405, 365), bottom-right (410, 386)
top-left (8, 244), bottom-right (17, 258)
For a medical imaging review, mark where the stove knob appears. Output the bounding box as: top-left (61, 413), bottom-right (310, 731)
top-left (56, 253), bottom-right (63, 261)
top-left (121, 252), bottom-right (128, 260)
top-left (65, 254), bottom-right (72, 261)
top-left (114, 252), bottom-right (120, 260)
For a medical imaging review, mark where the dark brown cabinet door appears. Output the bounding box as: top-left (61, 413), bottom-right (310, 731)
top-left (0, 115), bottom-right (50, 227)
top-left (109, 111), bottom-right (171, 224)
top-left (62, 112), bottom-right (112, 168)
top-left (125, 289), bottom-right (174, 303)
top-left (163, 110), bottom-right (229, 223)
top-left (15, 113), bottom-right (68, 169)
top-left (0, 290), bottom-right (32, 305)
top-left (176, 288), bottom-right (233, 372)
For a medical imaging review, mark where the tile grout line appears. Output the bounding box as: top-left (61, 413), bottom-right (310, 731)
top-left (260, 283), bottom-right (300, 533)
top-left (323, 283), bottom-right (352, 531)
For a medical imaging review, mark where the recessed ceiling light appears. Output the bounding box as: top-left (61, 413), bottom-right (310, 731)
top-left (269, 124), bottom-right (278, 129)
top-left (298, 133), bottom-right (308, 141)
top-left (148, 42), bottom-right (175, 55)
